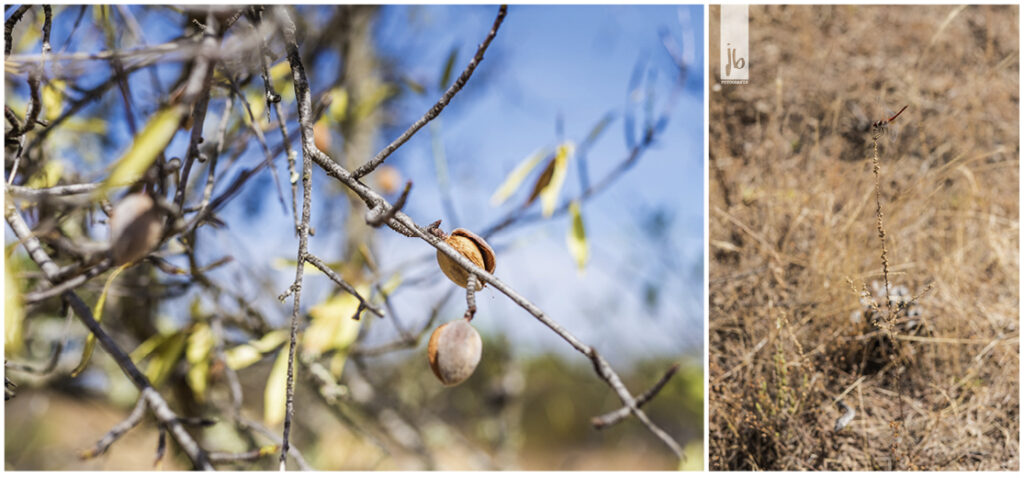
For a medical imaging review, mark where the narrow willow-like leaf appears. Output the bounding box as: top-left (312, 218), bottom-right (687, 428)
top-left (71, 264), bottom-right (127, 377)
top-left (186, 323), bottom-right (214, 401)
top-left (539, 142), bottom-right (573, 217)
top-left (225, 330), bottom-right (288, 370)
top-left (327, 87), bottom-right (349, 123)
top-left (440, 46), bottom-right (459, 90)
top-left (100, 104), bottom-right (185, 194)
top-left (4, 257), bottom-right (24, 355)
top-left (42, 80), bottom-right (65, 122)
top-left (490, 147), bottom-right (550, 206)
top-left (264, 347), bottom-right (290, 426)
top-left (144, 331), bottom-right (187, 387)
top-left (566, 201), bottom-right (589, 271)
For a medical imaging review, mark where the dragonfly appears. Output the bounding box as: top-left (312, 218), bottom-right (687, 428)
top-left (870, 104), bottom-right (908, 141)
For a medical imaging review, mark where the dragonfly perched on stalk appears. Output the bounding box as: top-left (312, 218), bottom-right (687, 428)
top-left (870, 104), bottom-right (908, 142)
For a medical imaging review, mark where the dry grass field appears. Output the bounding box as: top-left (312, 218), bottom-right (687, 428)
top-left (709, 5), bottom-right (1019, 470)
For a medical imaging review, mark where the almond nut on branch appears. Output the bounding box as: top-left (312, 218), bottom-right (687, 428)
top-left (430, 222), bottom-right (495, 291)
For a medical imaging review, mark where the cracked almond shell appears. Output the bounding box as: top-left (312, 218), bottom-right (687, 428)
top-left (436, 228), bottom-right (495, 290)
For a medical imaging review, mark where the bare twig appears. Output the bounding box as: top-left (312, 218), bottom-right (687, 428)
top-left (351, 5), bottom-right (507, 179)
top-left (4, 5), bottom-right (31, 56)
top-left (591, 362), bottom-right (680, 429)
top-left (304, 254), bottom-right (385, 319)
top-left (276, 8), bottom-right (316, 469)
top-left (365, 180), bottom-right (412, 227)
top-left (80, 398), bottom-right (148, 459)
top-left (175, 13), bottom-right (220, 209)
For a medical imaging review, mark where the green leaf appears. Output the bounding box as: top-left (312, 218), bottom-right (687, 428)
top-left (264, 348), bottom-right (290, 426)
top-left (4, 256), bottom-right (24, 355)
top-left (402, 76), bottom-right (426, 95)
top-left (101, 104), bottom-right (186, 194)
top-left (490, 147), bottom-right (551, 206)
top-left (539, 142), bottom-right (574, 217)
top-left (583, 111), bottom-right (616, 148)
top-left (439, 47), bottom-right (459, 90)
top-left (72, 264), bottom-right (127, 377)
top-left (566, 200), bottom-right (588, 271)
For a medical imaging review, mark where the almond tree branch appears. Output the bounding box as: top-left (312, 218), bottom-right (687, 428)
top-left (304, 253), bottom-right (385, 319)
top-left (276, 6), bottom-right (684, 460)
top-left (4, 202), bottom-right (215, 470)
top-left (80, 398), bottom-right (148, 459)
top-left (591, 362), bottom-right (680, 429)
top-left (350, 5), bottom-right (507, 179)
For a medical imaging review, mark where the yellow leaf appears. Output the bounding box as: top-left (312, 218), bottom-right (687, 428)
top-left (186, 323), bottom-right (213, 363)
top-left (304, 293), bottom-right (363, 356)
top-left (539, 142), bottom-right (573, 217)
top-left (251, 330), bottom-right (289, 353)
top-left (72, 264), bottom-right (127, 377)
top-left (5, 258), bottom-right (24, 355)
top-left (101, 104), bottom-right (186, 194)
top-left (26, 160), bottom-right (63, 190)
top-left (42, 80), bottom-right (65, 122)
top-left (353, 83), bottom-right (395, 121)
top-left (327, 87), bottom-right (349, 123)
top-left (264, 348), bottom-right (290, 426)
top-left (144, 331), bottom-right (188, 387)
top-left (130, 331), bottom-right (165, 363)
top-left (272, 257), bottom-right (321, 275)
top-left (490, 147), bottom-right (550, 206)
top-left (224, 344), bottom-right (262, 370)
top-left (223, 329), bottom-right (288, 370)
top-left (187, 358), bottom-right (210, 402)
top-left (186, 323), bottom-right (213, 401)
top-left (566, 201), bottom-right (588, 271)
top-left (268, 61), bottom-right (295, 103)
top-left (65, 117), bottom-right (108, 135)
top-left (379, 273), bottom-right (403, 296)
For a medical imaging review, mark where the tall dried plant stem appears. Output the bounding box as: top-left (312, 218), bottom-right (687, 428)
top-left (871, 130), bottom-right (907, 470)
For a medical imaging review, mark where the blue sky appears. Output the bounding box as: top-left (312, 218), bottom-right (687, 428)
top-left (7, 5), bottom-right (704, 366)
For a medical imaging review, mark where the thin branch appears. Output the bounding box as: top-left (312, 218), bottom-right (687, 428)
top-left (40, 6), bottom-right (52, 54)
top-left (175, 13), bottom-right (220, 209)
top-left (80, 398), bottom-right (148, 459)
top-left (304, 254), bottom-right (385, 319)
top-left (236, 415), bottom-right (313, 471)
top-left (5, 182), bottom-right (101, 198)
top-left (591, 362), bottom-right (680, 429)
top-left (351, 5), bottom-right (507, 179)
top-left (277, 8), bottom-right (314, 469)
top-left (4, 5), bottom-right (31, 56)
top-left (365, 180), bottom-right (412, 227)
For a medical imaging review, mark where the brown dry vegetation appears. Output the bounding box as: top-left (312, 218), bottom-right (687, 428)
top-left (709, 5), bottom-right (1019, 471)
